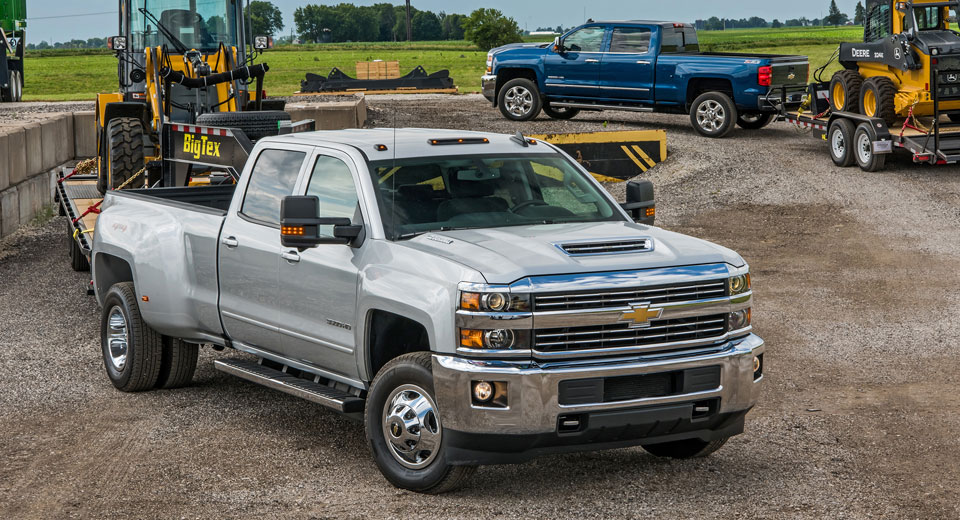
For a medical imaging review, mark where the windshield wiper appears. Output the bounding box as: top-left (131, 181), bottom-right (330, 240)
top-left (139, 7), bottom-right (189, 54)
top-left (395, 226), bottom-right (462, 240)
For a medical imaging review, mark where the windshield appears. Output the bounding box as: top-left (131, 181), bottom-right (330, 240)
top-left (131, 0), bottom-right (239, 52)
top-left (369, 154), bottom-right (625, 240)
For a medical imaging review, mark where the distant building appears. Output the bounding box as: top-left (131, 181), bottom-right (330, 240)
top-left (529, 31), bottom-right (559, 36)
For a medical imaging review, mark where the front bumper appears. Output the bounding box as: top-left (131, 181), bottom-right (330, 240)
top-left (432, 333), bottom-right (764, 464)
top-left (481, 74), bottom-right (497, 103)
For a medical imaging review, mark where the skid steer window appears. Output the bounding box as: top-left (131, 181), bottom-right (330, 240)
top-left (131, 0), bottom-right (238, 52)
top-left (914, 7), bottom-right (943, 30)
top-left (865, 3), bottom-right (892, 40)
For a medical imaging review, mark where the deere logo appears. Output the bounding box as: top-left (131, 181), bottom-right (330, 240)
top-left (620, 303), bottom-right (663, 328)
top-left (183, 134), bottom-right (221, 160)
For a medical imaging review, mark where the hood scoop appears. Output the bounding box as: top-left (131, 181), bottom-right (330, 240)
top-left (556, 237), bottom-right (654, 256)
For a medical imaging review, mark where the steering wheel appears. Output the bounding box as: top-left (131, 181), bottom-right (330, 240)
top-left (511, 200), bottom-right (549, 213)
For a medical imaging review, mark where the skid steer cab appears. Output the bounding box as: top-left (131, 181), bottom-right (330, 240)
top-left (95, 0), bottom-right (309, 194)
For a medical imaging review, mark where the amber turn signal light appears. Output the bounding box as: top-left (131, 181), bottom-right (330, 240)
top-left (281, 226), bottom-right (304, 236)
top-left (460, 329), bottom-right (484, 348)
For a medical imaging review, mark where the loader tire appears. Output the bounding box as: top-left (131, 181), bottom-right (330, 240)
top-left (196, 110), bottom-right (291, 142)
top-left (829, 70), bottom-right (863, 113)
top-left (98, 117), bottom-right (144, 196)
top-left (860, 77), bottom-right (898, 126)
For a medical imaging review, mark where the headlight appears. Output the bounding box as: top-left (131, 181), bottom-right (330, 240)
top-left (728, 308), bottom-right (751, 331)
top-left (460, 328), bottom-right (529, 350)
top-left (729, 273), bottom-right (751, 295)
top-left (460, 291), bottom-right (530, 312)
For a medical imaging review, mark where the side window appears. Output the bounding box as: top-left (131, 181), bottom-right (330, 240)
top-left (610, 27), bottom-right (651, 53)
top-left (241, 149), bottom-right (306, 226)
top-left (564, 26), bottom-right (605, 52)
top-left (866, 4), bottom-right (891, 40)
top-left (306, 155), bottom-right (361, 237)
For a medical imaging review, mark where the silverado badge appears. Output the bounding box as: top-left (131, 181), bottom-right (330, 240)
top-left (620, 303), bottom-right (663, 328)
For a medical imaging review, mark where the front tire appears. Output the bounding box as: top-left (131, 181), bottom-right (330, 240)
top-left (828, 118), bottom-right (857, 167)
top-left (365, 352), bottom-right (475, 494)
top-left (853, 122), bottom-right (887, 172)
top-left (829, 70), bottom-right (863, 113)
top-left (543, 103), bottom-right (580, 120)
top-left (690, 91), bottom-right (737, 138)
top-left (642, 437), bottom-right (729, 459)
top-left (100, 282), bottom-right (163, 392)
top-left (736, 112), bottom-right (774, 130)
top-left (497, 78), bottom-right (542, 121)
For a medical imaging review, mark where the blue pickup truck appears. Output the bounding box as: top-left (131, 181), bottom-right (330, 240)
top-left (482, 21), bottom-right (809, 138)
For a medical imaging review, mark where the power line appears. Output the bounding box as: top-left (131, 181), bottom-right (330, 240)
top-left (28, 12), bottom-right (114, 21)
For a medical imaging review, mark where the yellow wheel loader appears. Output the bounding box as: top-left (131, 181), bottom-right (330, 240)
top-left (829, 0), bottom-right (960, 125)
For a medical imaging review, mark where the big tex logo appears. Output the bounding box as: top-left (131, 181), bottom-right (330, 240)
top-left (183, 133), bottom-right (222, 160)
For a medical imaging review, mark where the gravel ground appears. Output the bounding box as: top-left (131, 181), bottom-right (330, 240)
top-left (2, 94), bottom-right (960, 518)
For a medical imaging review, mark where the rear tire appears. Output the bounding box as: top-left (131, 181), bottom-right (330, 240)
top-left (736, 113), bottom-right (774, 130)
top-left (98, 117), bottom-right (145, 195)
top-left (156, 337), bottom-right (199, 389)
top-left (101, 282), bottom-right (163, 392)
top-left (642, 437), bottom-right (729, 459)
top-left (497, 78), bottom-right (542, 121)
top-left (0, 70), bottom-right (12, 102)
top-left (853, 122), bottom-right (887, 172)
top-left (543, 103), bottom-right (580, 120)
top-left (859, 77), bottom-right (897, 126)
top-left (365, 352), bottom-right (476, 494)
top-left (690, 91), bottom-right (737, 138)
top-left (67, 219), bottom-right (90, 272)
top-left (829, 70), bottom-right (863, 113)
top-left (828, 118), bottom-right (857, 167)
top-left (195, 110), bottom-right (291, 141)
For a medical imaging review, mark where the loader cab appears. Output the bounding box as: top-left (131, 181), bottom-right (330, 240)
top-left (129, 0), bottom-right (241, 53)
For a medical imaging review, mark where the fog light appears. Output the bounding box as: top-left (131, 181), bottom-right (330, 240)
top-left (753, 356), bottom-right (761, 373)
top-left (473, 381), bottom-right (493, 402)
top-left (484, 329), bottom-right (515, 349)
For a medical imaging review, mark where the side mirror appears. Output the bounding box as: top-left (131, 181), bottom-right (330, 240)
top-left (280, 195), bottom-right (363, 248)
top-left (107, 36), bottom-right (127, 51)
top-left (621, 179), bottom-right (655, 225)
top-left (552, 36), bottom-right (563, 53)
top-left (253, 35), bottom-right (273, 50)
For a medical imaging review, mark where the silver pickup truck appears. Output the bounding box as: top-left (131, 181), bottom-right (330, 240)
top-left (91, 128), bottom-right (763, 493)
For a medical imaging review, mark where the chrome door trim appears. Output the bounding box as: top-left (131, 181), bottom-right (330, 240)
top-left (222, 310), bottom-right (279, 332)
top-left (601, 86), bottom-right (651, 92)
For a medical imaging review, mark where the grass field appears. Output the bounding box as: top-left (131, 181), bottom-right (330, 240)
top-left (21, 26), bottom-right (864, 101)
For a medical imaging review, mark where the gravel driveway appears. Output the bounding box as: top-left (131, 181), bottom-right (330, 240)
top-left (1, 94), bottom-right (959, 518)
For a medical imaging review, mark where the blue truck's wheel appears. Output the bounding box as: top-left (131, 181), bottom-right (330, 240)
top-left (690, 92), bottom-right (737, 138)
top-left (543, 103), bottom-right (580, 120)
top-left (498, 78), bottom-right (542, 121)
top-left (736, 113), bottom-right (774, 130)
top-left (365, 351), bottom-right (476, 493)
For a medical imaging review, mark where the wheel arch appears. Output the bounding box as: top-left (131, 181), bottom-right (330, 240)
top-left (365, 309), bottom-right (432, 382)
top-left (685, 76), bottom-right (735, 110)
top-left (494, 67), bottom-right (540, 105)
top-left (92, 252), bottom-right (135, 306)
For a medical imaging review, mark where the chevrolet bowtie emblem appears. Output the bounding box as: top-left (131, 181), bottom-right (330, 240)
top-left (620, 303), bottom-right (663, 328)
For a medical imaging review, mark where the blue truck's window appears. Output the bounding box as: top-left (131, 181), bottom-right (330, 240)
top-left (563, 26), bottom-right (605, 52)
top-left (241, 149), bottom-right (306, 226)
top-left (660, 27), bottom-right (699, 53)
top-left (369, 154), bottom-right (624, 239)
top-left (306, 155), bottom-right (361, 237)
top-left (610, 27), bottom-right (651, 53)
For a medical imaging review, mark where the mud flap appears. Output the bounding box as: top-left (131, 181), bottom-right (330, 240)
top-left (530, 130), bottom-right (667, 182)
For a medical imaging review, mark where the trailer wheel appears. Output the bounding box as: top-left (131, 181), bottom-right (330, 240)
top-left (0, 71), bottom-right (11, 102)
top-left (690, 92), bottom-right (737, 138)
top-left (828, 119), bottom-right (857, 167)
top-left (498, 78), bottom-right (542, 121)
top-left (98, 117), bottom-right (145, 195)
top-left (829, 70), bottom-right (863, 113)
top-left (860, 77), bottom-right (897, 126)
top-left (195, 110), bottom-right (291, 141)
top-left (642, 437), bottom-right (729, 459)
top-left (67, 219), bottom-right (90, 272)
top-left (101, 282), bottom-right (163, 392)
top-left (853, 123), bottom-right (887, 172)
top-left (543, 103), bottom-right (580, 120)
top-left (11, 70), bottom-right (22, 102)
top-left (155, 337), bottom-right (199, 389)
top-left (365, 352), bottom-right (476, 494)
top-left (736, 113), bottom-right (774, 130)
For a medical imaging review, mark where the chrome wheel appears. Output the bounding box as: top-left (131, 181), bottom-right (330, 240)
top-left (831, 127), bottom-right (846, 159)
top-left (856, 131), bottom-right (872, 165)
top-left (106, 306), bottom-right (129, 371)
top-left (503, 85), bottom-right (534, 118)
top-left (382, 383), bottom-right (442, 470)
top-left (696, 100), bottom-right (726, 132)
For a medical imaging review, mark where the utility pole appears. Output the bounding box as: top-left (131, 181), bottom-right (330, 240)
top-left (405, 0), bottom-right (412, 41)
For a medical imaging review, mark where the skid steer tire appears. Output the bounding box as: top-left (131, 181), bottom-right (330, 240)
top-left (196, 110), bottom-right (291, 142)
top-left (829, 70), bottom-right (863, 113)
top-left (98, 117), bottom-right (145, 196)
top-left (860, 77), bottom-right (898, 126)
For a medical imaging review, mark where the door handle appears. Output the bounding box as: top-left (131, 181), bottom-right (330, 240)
top-left (585, 58), bottom-right (600, 63)
top-left (221, 236), bottom-right (238, 248)
top-left (636, 60), bottom-right (651, 65)
top-left (281, 251), bottom-right (301, 263)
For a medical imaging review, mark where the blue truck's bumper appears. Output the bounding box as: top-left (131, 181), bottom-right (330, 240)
top-left (481, 74), bottom-right (496, 104)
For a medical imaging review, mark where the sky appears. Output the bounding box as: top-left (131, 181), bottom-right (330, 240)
top-left (23, 0), bottom-right (864, 44)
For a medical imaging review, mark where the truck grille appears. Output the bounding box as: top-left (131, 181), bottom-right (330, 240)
top-left (534, 314), bottom-right (728, 353)
top-left (534, 279), bottom-right (727, 311)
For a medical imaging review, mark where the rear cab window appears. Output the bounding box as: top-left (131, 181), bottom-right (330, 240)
top-left (240, 149), bottom-right (307, 226)
top-left (660, 25), bottom-right (699, 53)
top-left (609, 27), bottom-right (652, 54)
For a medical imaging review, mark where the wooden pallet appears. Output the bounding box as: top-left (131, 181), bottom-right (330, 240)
top-left (356, 60), bottom-right (401, 80)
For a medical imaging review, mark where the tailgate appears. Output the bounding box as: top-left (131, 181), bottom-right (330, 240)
top-left (767, 56), bottom-right (809, 87)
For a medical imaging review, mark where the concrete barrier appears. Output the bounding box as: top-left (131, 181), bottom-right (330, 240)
top-left (24, 123), bottom-right (42, 176)
top-left (285, 96), bottom-right (367, 131)
top-left (74, 112), bottom-right (96, 158)
top-left (0, 186), bottom-right (18, 238)
top-left (7, 128), bottom-right (26, 188)
top-left (62, 114), bottom-right (76, 163)
top-left (40, 117), bottom-right (64, 171)
top-left (0, 131), bottom-right (8, 192)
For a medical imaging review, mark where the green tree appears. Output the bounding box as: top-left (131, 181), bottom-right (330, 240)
top-left (440, 12), bottom-right (465, 40)
top-left (462, 8), bottom-right (522, 50)
top-left (854, 1), bottom-right (865, 25)
top-left (412, 11), bottom-right (442, 40)
top-left (826, 0), bottom-right (845, 25)
top-left (246, 1), bottom-right (284, 36)
top-left (772, 19), bottom-right (783, 28)
top-left (373, 3), bottom-right (396, 41)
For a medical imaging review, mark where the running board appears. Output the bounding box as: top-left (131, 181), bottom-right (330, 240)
top-left (550, 102), bottom-right (654, 112)
top-left (214, 358), bottom-right (365, 413)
